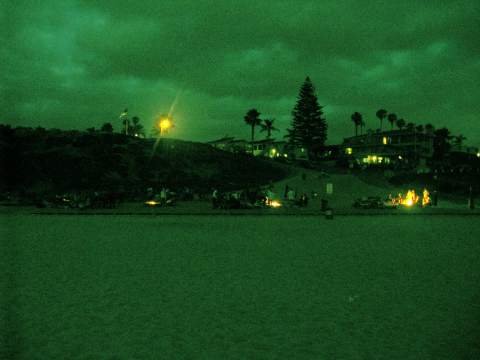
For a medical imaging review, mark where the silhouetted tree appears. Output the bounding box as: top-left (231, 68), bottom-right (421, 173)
top-left (454, 134), bottom-right (466, 147)
top-left (286, 77), bottom-right (327, 159)
top-left (425, 123), bottom-right (435, 133)
top-left (387, 113), bottom-right (397, 130)
top-left (86, 127), bottom-right (96, 133)
top-left (415, 124), bottom-right (424, 133)
top-left (130, 116), bottom-right (145, 137)
top-left (101, 122), bottom-right (114, 133)
top-left (260, 118), bottom-right (279, 138)
top-left (406, 122), bottom-right (415, 131)
top-left (396, 118), bottom-right (406, 130)
top-left (376, 109), bottom-right (387, 131)
top-left (433, 128), bottom-right (453, 160)
top-left (351, 112), bottom-right (362, 136)
top-left (244, 109), bottom-right (262, 142)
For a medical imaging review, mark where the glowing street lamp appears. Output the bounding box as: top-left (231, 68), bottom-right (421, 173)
top-left (157, 116), bottom-right (173, 136)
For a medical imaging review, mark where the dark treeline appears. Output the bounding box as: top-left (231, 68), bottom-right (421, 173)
top-left (0, 125), bottom-right (289, 200)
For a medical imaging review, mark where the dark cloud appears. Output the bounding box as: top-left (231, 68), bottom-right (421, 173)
top-left (2, 0), bottom-right (479, 144)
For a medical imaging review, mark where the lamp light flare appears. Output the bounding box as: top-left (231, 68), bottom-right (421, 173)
top-left (159, 118), bottom-right (172, 131)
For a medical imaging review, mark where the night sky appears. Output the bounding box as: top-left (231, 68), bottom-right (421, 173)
top-left (2, 1), bottom-right (479, 145)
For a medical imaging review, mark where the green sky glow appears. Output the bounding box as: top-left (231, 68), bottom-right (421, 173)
top-left (2, 0), bottom-right (479, 145)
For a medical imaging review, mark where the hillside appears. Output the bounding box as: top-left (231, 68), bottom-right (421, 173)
top-left (0, 125), bottom-right (291, 198)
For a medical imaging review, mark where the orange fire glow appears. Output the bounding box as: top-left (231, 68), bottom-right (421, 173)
top-left (390, 189), bottom-right (430, 207)
top-left (422, 189), bottom-right (430, 206)
top-left (267, 199), bottom-right (282, 208)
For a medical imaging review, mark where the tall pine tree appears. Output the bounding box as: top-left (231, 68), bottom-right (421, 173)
top-left (286, 77), bottom-right (327, 159)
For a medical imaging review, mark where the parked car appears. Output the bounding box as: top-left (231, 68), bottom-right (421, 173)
top-left (353, 196), bottom-right (385, 209)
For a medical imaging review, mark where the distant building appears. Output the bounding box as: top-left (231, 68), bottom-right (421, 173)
top-left (450, 144), bottom-right (479, 156)
top-left (247, 139), bottom-right (288, 158)
top-left (206, 137), bottom-right (247, 153)
top-left (206, 137), bottom-right (289, 158)
top-left (340, 129), bottom-right (435, 169)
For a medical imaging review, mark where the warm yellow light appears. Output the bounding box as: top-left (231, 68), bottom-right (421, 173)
top-left (405, 198), bottom-right (414, 206)
top-left (270, 200), bottom-right (282, 208)
top-left (477, 152), bottom-right (480, 158)
top-left (383, 136), bottom-right (388, 145)
top-left (145, 200), bottom-right (159, 206)
top-left (345, 147), bottom-right (353, 155)
top-left (422, 189), bottom-right (430, 206)
top-left (159, 118), bottom-right (172, 131)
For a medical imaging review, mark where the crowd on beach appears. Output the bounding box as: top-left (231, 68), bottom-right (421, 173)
top-left (211, 184), bottom-right (311, 210)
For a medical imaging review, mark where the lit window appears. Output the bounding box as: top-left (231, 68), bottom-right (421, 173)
top-left (345, 147), bottom-right (353, 155)
top-left (383, 137), bottom-right (388, 145)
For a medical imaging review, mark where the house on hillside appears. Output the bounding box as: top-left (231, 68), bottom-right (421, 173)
top-left (339, 129), bottom-right (435, 170)
top-left (247, 139), bottom-right (288, 158)
top-left (450, 144), bottom-right (479, 156)
top-left (206, 137), bottom-right (289, 158)
top-left (206, 137), bottom-right (248, 153)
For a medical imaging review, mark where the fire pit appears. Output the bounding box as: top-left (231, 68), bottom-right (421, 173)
top-left (387, 189), bottom-right (431, 208)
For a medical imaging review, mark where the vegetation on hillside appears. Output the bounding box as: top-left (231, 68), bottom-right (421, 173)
top-left (0, 125), bottom-right (290, 199)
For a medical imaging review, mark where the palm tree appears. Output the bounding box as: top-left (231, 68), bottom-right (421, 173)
top-left (454, 134), bottom-right (466, 147)
top-left (376, 109), bottom-right (388, 131)
top-left (120, 108), bottom-right (129, 135)
top-left (244, 109), bottom-right (262, 142)
top-left (101, 122), bottom-right (114, 133)
top-left (425, 123), bottom-right (434, 133)
top-left (387, 113), bottom-right (397, 130)
top-left (351, 112), bottom-right (362, 136)
top-left (406, 122), bottom-right (415, 131)
top-left (360, 120), bottom-right (366, 135)
top-left (433, 128), bottom-right (453, 159)
top-left (260, 118), bottom-right (279, 138)
top-left (396, 118), bottom-right (406, 130)
top-left (130, 116), bottom-right (145, 137)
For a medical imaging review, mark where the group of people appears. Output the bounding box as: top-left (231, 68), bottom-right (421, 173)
top-left (37, 191), bottom-right (122, 209)
top-left (284, 185), bottom-right (309, 207)
top-left (146, 187), bottom-right (175, 206)
top-left (210, 184), bottom-right (312, 209)
top-left (211, 187), bottom-right (270, 209)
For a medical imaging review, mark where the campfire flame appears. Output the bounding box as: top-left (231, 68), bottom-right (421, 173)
top-left (268, 199), bottom-right (282, 208)
top-left (402, 190), bottom-right (419, 207)
top-left (422, 189), bottom-right (430, 207)
top-left (389, 189), bottom-right (430, 207)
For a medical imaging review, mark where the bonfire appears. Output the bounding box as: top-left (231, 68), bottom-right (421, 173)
top-left (389, 189), bottom-right (430, 207)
